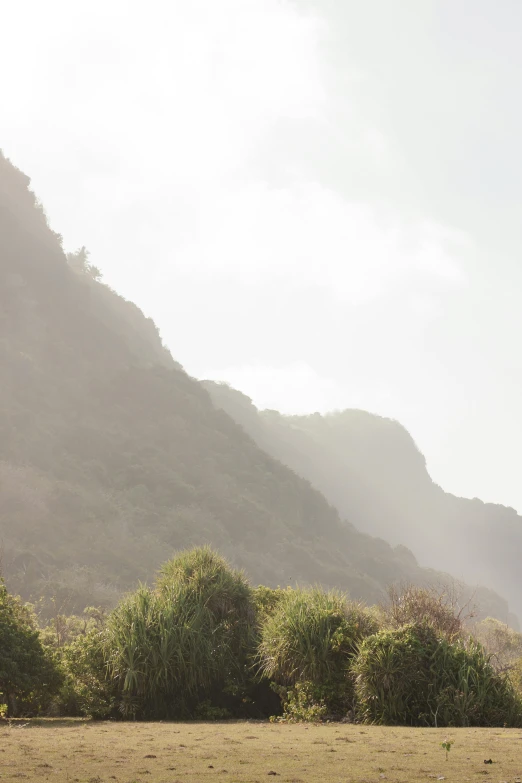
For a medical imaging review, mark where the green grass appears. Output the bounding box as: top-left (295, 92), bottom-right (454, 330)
top-left (2, 720), bottom-right (522, 782)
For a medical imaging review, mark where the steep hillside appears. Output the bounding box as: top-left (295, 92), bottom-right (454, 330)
top-left (204, 381), bottom-right (522, 623)
top-left (0, 151), bottom-right (511, 622)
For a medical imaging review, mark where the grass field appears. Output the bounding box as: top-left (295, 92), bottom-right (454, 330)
top-left (1, 719), bottom-right (522, 783)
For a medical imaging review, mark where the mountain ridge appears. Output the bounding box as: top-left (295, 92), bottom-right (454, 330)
top-left (203, 380), bottom-right (522, 623)
top-left (0, 151), bottom-right (513, 625)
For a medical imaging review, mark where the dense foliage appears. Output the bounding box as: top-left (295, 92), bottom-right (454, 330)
top-left (354, 623), bottom-right (522, 727)
top-left (90, 548), bottom-right (258, 719)
top-left (258, 588), bottom-right (378, 719)
top-left (104, 585), bottom-right (218, 718)
top-left (56, 629), bottom-right (114, 719)
top-left (2, 547), bottom-right (514, 727)
top-left (0, 580), bottom-right (61, 716)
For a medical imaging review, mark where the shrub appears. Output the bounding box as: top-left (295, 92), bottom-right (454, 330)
top-left (54, 630), bottom-right (115, 718)
top-left (40, 607), bottom-right (107, 650)
top-left (158, 546), bottom-right (257, 715)
top-left (270, 681), bottom-right (328, 722)
top-left (103, 584), bottom-right (218, 718)
top-left (0, 580), bottom-right (62, 716)
top-left (472, 617), bottom-right (522, 673)
top-left (103, 547), bottom-right (257, 719)
top-left (354, 622), bottom-right (522, 727)
top-left (258, 587), bottom-right (378, 719)
top-left (251, 585), bottom-right (287, 623)
top-left (157, 546), bottom-right (253, 629)
top-left (509, 656), bottom-right (522, 695)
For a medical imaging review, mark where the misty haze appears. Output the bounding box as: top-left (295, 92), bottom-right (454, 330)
top-left (2, 0), bottom-right (522, 764)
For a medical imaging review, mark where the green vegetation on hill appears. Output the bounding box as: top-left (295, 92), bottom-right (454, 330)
top-left (1, 151), bottom-right (504, 619)
top-left (203, 381), bottom-right (522, 625)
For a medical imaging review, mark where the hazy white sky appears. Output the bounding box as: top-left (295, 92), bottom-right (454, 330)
top-left (2, 0), bottom-right (522, 513)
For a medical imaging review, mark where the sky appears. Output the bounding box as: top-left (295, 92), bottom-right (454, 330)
top-left (2, 0), bottom-right (522, 513)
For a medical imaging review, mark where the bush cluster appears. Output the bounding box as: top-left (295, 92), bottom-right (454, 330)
top-left (2, 547), bottom-right (522, 726)
top-left (354, 623), bottom-right (522, 726)
top-left (258, 587), bottom-right (378, 719)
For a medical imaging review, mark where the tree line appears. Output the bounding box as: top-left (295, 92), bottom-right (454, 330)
top-left (2, 546), bottom-right (522, 726)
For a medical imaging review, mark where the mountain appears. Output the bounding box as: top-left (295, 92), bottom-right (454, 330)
top-left (0, 151), bottom-right (511, 623)
top-left (203, 381), bottom-right (522, 624)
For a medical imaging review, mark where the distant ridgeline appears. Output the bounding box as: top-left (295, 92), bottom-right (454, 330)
top-left (0, 150), bottom-right (514, 625)
top-left (204, 381), bottom-right (522, 626)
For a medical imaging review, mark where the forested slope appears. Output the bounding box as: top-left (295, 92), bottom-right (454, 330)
top-left (0, 152), bottom-right (510, 622)
top-left (204, 381), bottom-right (522, 623)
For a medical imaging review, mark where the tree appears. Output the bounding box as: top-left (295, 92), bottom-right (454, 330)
top-left (66, 246), bottom-right (102, 281)
top-left (0, 580), bottom-right (61, 716)
top-left (384, 582), bottom-right (474, 639)
top-left (56, 628), bottom-right (115, 718)
top-left (472, 617), bottom-right (522, 673)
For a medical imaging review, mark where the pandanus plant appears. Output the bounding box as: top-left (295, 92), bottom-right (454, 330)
top-left (257, 586), bottom-right (378, 717)
top-left (103, 547), bottom-right (255, 718)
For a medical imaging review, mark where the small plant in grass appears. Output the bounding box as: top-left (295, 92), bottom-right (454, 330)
top-left (441, 739), bottom-right (453, 760)
top-left (194, 700), bottom-right (231, 720)
top-left (270, 682), bottom-right (328, 723)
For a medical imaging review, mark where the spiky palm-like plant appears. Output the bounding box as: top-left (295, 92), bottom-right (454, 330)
top-left (103, 584), bottom-right (220, 718)
top-left (353, 622), bottom-right (522, 727)
top-left (258, 587), bottom-right (378, 718)
top-left (103, 548), bottom-right (257, 719)
top-left (158, 547), bottom-right (256, 696)
top-left (157, 546), bottom-right (253, 626)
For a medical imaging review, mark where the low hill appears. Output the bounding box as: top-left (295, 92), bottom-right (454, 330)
top-left (203, 381), bottom-right (522, 624)
top-left (0, 151), bottom-right (511, 622)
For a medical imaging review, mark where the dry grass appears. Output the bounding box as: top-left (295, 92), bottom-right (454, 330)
top-left (1, 719), bottom-right (522, 783)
